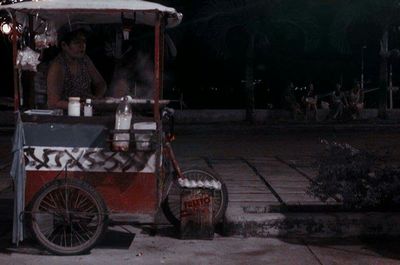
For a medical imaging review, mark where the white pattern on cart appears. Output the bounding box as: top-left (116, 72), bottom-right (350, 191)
top-left (24, 146), bottom-right (156, 173)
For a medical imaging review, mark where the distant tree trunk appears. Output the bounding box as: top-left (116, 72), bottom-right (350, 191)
top-left (378, 28), bottom-right (389, 119)
top-left (245, 35), bottom-right (255, 123)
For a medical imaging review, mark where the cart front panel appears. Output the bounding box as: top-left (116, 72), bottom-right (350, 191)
top-left (22, 119), bottom-right (159, 221)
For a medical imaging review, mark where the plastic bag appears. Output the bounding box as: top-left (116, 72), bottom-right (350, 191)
top-left (16, 47), bottom-right (40, 72)
top-left (34, 22), bottom-right (57, 49)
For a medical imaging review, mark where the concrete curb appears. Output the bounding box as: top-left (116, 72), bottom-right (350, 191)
top-left (174, 109), bottom-right (400, 124)
top-left (174, 123), bottom-right (400, 137)
top-left (223, 209), bottom-right (400, 238)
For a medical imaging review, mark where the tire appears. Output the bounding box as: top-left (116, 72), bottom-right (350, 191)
top-left (29, 178), bottom-right (108, 255)
top-left (162, 168), bottom-right (228, 227)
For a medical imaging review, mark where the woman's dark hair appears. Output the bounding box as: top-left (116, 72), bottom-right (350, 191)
top-left (59, 29), bottom-right (87, 45)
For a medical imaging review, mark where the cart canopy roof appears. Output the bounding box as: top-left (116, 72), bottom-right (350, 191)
top-left (0, 0), bottom-right (182, 28)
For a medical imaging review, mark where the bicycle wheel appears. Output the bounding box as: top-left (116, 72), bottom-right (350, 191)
top-left (162, 168), bottom-right (228, 227)
top-left (29, 178), bottom-right (107, 255)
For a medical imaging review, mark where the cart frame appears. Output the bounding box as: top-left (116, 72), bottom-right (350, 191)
top-left (2, 0), bottom-right (227, 255)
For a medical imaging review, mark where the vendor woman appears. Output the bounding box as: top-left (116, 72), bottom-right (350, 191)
top-left (47, 29), bottom-right (107, 109)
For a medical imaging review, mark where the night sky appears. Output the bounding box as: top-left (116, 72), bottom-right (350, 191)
top-left (1, 0), bottom-right (400, 109)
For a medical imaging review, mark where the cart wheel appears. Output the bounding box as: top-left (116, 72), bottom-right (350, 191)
top-left (162, 168), bottom-right (228, 227)
top-left (29, 178), bottom-right (107, 255)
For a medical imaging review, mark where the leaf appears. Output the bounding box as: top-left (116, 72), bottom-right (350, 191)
top-left (330, 0), bottom-right (400, 54)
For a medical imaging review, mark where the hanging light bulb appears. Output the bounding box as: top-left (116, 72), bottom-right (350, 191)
top-left (1, 21), bottom-right (11, 34)
top-left (121, 12), bottom-right (135, 41)
top-left (122, 27), bottom-right (131, 40)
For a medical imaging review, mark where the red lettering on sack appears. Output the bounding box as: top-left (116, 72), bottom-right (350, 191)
top-left (183, 195), bottom-right (211, 209)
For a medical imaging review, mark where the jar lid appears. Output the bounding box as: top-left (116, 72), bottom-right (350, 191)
top-left (69, 97), bottom-right (80, 101)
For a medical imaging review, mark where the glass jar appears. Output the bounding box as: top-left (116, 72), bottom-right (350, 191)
top-left (68, 97), bottom-right (81, 117)
top-left (112, 96), bottom-right (132, 151)
top-left (83, 98), bottom-right (93, 117)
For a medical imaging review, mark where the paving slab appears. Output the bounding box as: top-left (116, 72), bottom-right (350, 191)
top-left (210, 159), bottom-right (279, 207)
top-left (176, 155), bottom-right (400, 238)
top-left (223, 210), bottom-right (400, 238)
top-left (248, 158), bottom-right (323, 206)
top-left (177, 157), bottom-right (209, 169)
top-left (307, 240), bottom-right (400, 265)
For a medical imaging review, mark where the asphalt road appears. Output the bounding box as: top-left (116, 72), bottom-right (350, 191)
top-left (173, 124), bottom-right (400, 162)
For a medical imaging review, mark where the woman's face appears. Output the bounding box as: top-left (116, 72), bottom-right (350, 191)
top-left (62, 33), bottom-right (86, 59)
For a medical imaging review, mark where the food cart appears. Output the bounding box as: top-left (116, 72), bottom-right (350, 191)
top-left (1, 0), bottom-right (228, 255)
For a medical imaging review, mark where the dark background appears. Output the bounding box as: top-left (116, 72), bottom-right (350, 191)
top-left (1, 0), bottom-right (400, 109)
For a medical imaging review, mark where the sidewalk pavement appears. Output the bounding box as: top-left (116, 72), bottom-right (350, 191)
top-left (0, 226), bottom-right (399, 264)
top-left (0, 122), bottom-right (400, 240)
top-left (173, 123), bottom-right (400, 238)
top-left (177, 156), bottom-right (400, 238)
top-left (0, 123), bottom-right (400, 264)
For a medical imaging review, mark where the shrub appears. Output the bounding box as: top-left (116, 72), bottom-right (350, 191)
top-left (308, 140), bottom-right (400, 210)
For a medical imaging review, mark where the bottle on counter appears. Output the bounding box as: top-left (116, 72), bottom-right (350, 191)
top-left (112, 96), bottom-right (132, 151)
top-left (83, 98), bottom-right (93, 117)
top-left (68, 97), bottom-right (81, 117)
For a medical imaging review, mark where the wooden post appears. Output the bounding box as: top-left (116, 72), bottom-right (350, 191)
top-left (154, 11), bottom-right (165, 120)
top-left (154, 12), bottom-right (165, 206)
top-left (11, 12), bottom-right (19, 111)
top-left (27, 14), bottom-right (35, 108)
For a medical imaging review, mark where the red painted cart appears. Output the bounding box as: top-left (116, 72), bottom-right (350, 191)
top-left (2, 0), bottom-right (228, 255)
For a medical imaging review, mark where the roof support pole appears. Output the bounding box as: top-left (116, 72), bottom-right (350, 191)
top-left (153, 11), bottom-right (165, 121)
top-left (24, 15), bottom-right (36, 108)
top-left (154, 11), bottom-right (165, 206)
top-left (11, 12), bottom-right (20, 111)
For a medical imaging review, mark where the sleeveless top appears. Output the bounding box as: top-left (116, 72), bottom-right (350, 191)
top-left (54, 54), bottom-right (91, 99)
top-left (350, 90), bottom-right (360, 104)
top-left (332, 91), bottom-right (343, 103)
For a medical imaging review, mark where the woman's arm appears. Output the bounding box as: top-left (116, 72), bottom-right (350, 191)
top-left (47, 61), bottom-right (68, 109)
top-left (342, 92), bottom-right (349, 106)
top-left (86, 56), bottom-right (107, 98)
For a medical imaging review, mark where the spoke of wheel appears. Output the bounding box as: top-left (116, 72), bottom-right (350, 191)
top-left (84, 222), bottom-right (96, 237)
top-left (65, 185), bottom-right (69, 213)
top-left (80, 201), bottom-right (97, 215)
top-left (40, 224), bottom-right (56, 238)
top-left (75, 195), bottom-right (90, 209)
top-left (68, 187), bottom-right (76, 210)
top-left (59, 228), bottom-right (63, 247)
top-left (73, 213), bottom-right (95, 221)
top-left (48, 224), bottom-right (62, 243)
top-left (49, 224), bottom-right (62, 244)
top-left (53, 191), bottom-right (64, 211)
top-left (72, 226), bottom-right (86, 244)
top-left (74, 224), bottom-right (87, 242)
top-left (58, 189), bottom-right (66, 209)
top-left (47, 227), bottom-right (57, 243)
top-left (80, 202), bottom-right (96, 213)
top-left (49, 192), bottom-right (60, 209)
top-left (63, 227), bottom-right (67, 247)
top-left (74, 191), bottom-right (82, 209)
top-left (39, 201), bottom-right (56, 211)
top-left (40, 197), bottom-right (58, 210)
top-left (77, 223), bottom-right (92, 240)
top-left (39, 203), bottom-right (56, 212)
top-left (70, 224), bottom-right (73, 248)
